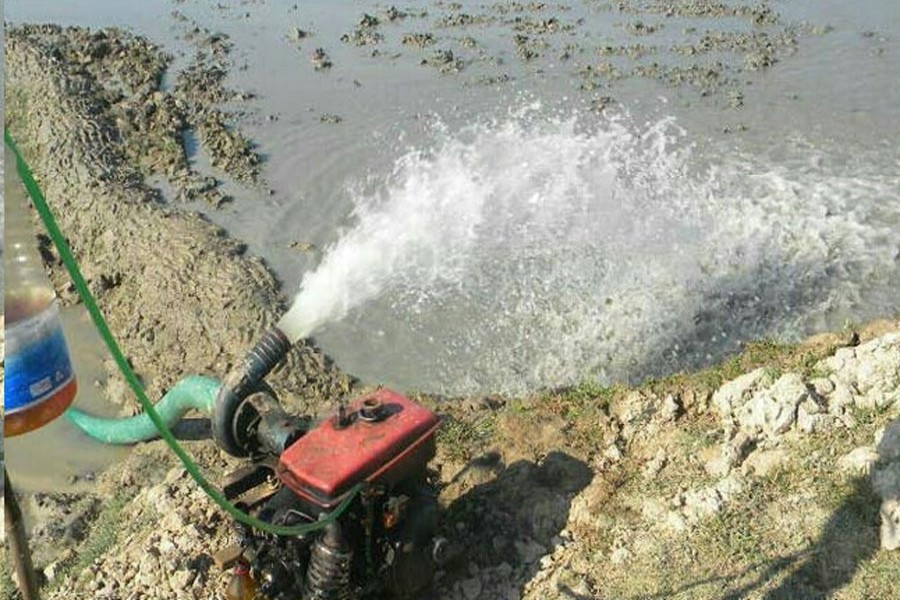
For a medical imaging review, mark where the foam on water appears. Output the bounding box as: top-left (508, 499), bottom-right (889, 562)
top-left (280, 106), bottom-right (900, 395)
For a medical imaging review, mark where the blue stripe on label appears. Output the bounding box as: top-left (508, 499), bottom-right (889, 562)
top-left (5, 324), bottom-right (75, 413)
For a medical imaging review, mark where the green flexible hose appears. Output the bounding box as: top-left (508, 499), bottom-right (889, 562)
top-left (5, 129), bottom-right (362, 536)
top-left (65, 375), bottom-right (219, 444)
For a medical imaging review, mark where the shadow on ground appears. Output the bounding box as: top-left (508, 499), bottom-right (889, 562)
top-left (726, 476), bottom-right (881, 600)
top-left (645, 475), bottom-right (883, 600)
top-left (429, 451), bottom-right (592, 599)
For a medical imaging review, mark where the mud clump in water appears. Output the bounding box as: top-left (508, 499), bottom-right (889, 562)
top-left (283, 0), bottom-right (826, 122)
top-left (513, 34), bottom-right (547, 61)
top-left (459, 35), bottom-right (478, 48)
top-left (287, 26), bottom-right (309, 43)
top-left (597, 42), bottom-right (656, 59)
top-left (437, 12), bottom-right (495, 28)
top-left (402, 32), bottom-right (437, 48)
top-left (173, 29), bottom-right (262, 187)
top-left (633, 61), bottom-right (731, 98)
top-left (384, 5), bottom-right (425, 21)
top-left (616, 0), bottom-right (778, 24)
top-left (511, 17), bottom-right (571, 35)
top-left (421, 48), bottom-right (466, 73)
top-left (341, 13), bottom-right (384, 47)
top-left (625, 20), bottom-right (662, 36)
top-left (319, 113), bottom-right (344, 124)
top-left (195, 110), bottom-right (259, 186)
top-left (311, 47), bottom-right (333, 70)
top-left (671, 28), bottom-right (799, 73)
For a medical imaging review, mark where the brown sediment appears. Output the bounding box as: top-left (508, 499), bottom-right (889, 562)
top-left (7, 25), bottom-right (263, 209)
top-left (402, 32), bottom-right (438, 48)
top-left (173, 28), bottom-right (262, 188)
top-left (421, 48), bottom-right (466, 73)
top-left (340, 14), bottom-right (384, 47)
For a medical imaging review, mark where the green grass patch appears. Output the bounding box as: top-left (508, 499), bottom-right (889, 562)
top-left (526, 379), bottom-right (618, 419)
top-left (532, 380), bottom-right (620, 449)
top-left (0, 549), bottom-right (18, 600)
top-left (676, 415), bottom-right (722, 450)
top-left (44, 491), bottom-right (154, 594)
top-left (558, 380), bottom-right (617, 408)
top-left (640, 336), bottom-right (845, 404)
top-left (692, 477), bottom-right (783, 568)
top-left (437, 413), bottom-right (496, 462)
top-left (69, 494), bottom-right (131, 573)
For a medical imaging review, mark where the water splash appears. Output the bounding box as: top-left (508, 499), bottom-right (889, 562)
top-left (280, 108), bottom-right (900, 395)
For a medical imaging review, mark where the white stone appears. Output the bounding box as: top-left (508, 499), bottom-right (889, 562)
top-left (797, 398), bottom-right (829, 434)
top-left (837, 447), bottom-right (879, 475)
top-left (660, 394), bottom-right (681, 422)
top-left (743, 449), bottom-right (789, 477)
top-left (712, 368), bottom-right (772, 417)
top-left (514, 538), bottom-right (546, 564)
top-left (641, 498), bottom-right (667, 522)
top-left (820, 334), bottom-right (900, 412)
top-left (880, 498), bottom-right (900, 551)
top-left (642, 449), bottom-right (668, 480)
top-left (827, 379), bottom-right (855, 414)
top-left (164, 467), bottom-right (186, 485)
top-left (704, 452), bottom-right (731, 478)
top-left (609, 546), bottom-right (631, 565)
top-left (736, 373), bottom-right (808, 438)
top-left (665, 511), bottom-right (688, 532)
top-left (603, 444), bottom-right (622, 462)
top-left (810, 377), bottom-right (834, 397)
top-left (872, 463), bottom-right (900, 500)
top-left (872, 463), bottom-right (900, 550)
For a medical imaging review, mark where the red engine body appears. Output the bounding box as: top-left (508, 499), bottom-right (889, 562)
top-left (277, 389), bottom-right (440, 509)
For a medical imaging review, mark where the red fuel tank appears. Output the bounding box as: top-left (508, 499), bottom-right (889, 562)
top-left (277, 389), bottom-right (440, 509)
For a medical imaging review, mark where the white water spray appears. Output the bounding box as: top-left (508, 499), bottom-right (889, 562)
top-left (279, 108), bottom-right (900, 395)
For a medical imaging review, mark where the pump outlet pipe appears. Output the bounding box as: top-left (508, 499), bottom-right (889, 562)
top-left (211, 326), bottom-right (292, 457)
top-left (65, 375), bottom-right (219, 444)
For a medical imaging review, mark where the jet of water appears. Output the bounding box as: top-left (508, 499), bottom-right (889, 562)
top-left (279, 109), bottom-right (900, 395)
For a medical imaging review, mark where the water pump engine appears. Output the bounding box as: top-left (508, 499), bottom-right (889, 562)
top-left (214, 380), bottom-right (443, 600)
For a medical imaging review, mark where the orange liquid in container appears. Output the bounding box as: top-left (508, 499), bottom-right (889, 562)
top-left (4, 289), bottom-right (78, 437)
top-left (225, 561), bottom-right (258, 600)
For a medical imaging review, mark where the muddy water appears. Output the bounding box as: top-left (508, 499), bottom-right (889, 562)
top-left (6, 0), bottom-right (900, 396)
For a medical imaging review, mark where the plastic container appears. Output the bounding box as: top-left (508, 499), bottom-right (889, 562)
top-left (4, 151), bottom-right (78, 437)
top-left (225, 561), bottom-right (258, 600)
